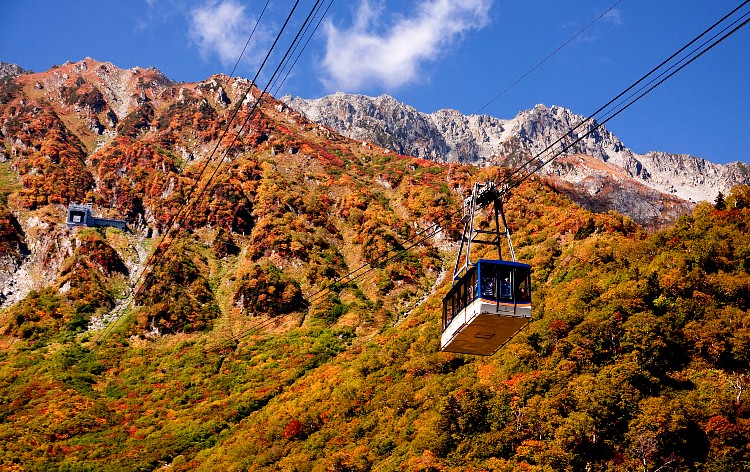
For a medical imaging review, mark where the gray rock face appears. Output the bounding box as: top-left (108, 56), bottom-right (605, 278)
top-left (285, 92), bottom-right (510, 164)
top-left (0, 62), bottom-right (27, 79)
top-left (87, 59), bottom-right (174, 120)
top-left (284, 93), bottom-right (750, 226)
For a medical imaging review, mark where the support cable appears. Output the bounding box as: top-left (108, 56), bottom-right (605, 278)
top-left (475, 0), bottom-right (624, 115)
top-left (301, 0), bottom-right (750, 321)
top-left (91, 0), bottom-right (305, 346)
top-left (96, 1), bottom-right (750, 357)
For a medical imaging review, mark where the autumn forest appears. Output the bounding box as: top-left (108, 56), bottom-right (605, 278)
top-left (0, 60), bottom-right (749, 471)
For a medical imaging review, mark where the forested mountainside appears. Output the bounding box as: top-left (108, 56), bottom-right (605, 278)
top-left (0, 59), bottom-right (749, 471)
top-left (285, 93), bottom-right (750, 228)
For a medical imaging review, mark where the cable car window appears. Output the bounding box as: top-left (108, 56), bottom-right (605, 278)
top-left (444, 293), bottom-right (452, 323)
top-left (457, 283), bottom-right (465, 311)
top-left (498, 266), bottom-right (512, 301)
top-left (469, 268), bottom-right (478, 302)
top-left (480, 265), bottom-right (496, 298)
top-left (464, 281), bottom-right (469, 309)
top-left (515, 269), bottom-right (531, 302)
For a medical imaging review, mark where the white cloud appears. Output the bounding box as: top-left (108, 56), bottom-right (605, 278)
top-left (190, 0), bottom-right (265, 67)
top-left (322, 0), bottom-right (493, 91)
top-left (602, 8), bottom-right (622, 26)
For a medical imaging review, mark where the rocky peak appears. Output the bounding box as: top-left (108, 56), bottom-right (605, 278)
top-left (0, 62), bottom-right (28, 79)
top-left (0, 60), bottom-right (323, 308)
top-left (23, 59), bottom-right (175, 120)
top-left (284, 92), bottom-right (750, 227)
top-left (504, 103), bottom-right (628, 164)
top-left (286, 92), bottom-right (449, 160)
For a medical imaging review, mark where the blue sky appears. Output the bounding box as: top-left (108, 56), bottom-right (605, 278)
top-left (1, 0), bottom-right (748, 164)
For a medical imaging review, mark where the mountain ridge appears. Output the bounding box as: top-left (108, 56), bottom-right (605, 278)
top-left (284, 93), bottom-right (750, 226)
top-left (0, 57), bottom-right (465, 314)
top-left (1, 59), bottom-right (750, 471)
top-left (0, 62), bottom-right (27, 79)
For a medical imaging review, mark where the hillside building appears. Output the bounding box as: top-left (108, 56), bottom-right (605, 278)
top-left (66, 203), bottom-right (127, 231)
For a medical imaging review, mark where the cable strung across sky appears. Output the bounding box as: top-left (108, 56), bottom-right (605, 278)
top-left (92, 0), bottom-right (750, 354)
top-left (474, 0), bottom-right (624, 115)
top-left (308, 0), bottom-right (750, 306)
top-left (92, 0), bottom-right (335, 347)
top-left (4, 1), bottom-right (748, 164)
top-left (192, 0), bottom-right (750, 357)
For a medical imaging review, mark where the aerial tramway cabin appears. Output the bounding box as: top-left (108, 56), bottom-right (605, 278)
top-left (441, 259), bottom-right (531, 355)
top-left (440, 182), bottom-right (532, 355)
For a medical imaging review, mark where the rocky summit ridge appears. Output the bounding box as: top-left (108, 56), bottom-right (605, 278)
top-left (3, 58), bottom-right (746, 228)
top-left (0, 62), bottom-right (28, 79)
top-left (284, 93), bottom-right (750, 226)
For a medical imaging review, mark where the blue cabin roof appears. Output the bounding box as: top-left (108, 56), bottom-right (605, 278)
top-left (476, 259), bottom-right (531, 269)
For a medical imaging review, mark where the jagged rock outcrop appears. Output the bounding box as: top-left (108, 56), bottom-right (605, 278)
top-left (285, 93), bottom-right (750, 227)
top-left (0, 62), bottom-right (27, 79)
top-left (0, 207), bottom-right (28, 307)
top-left (285, 93), bottom-right (453, 160)
top-left (0, 213), bottom-right (72, 308)
top-left (284, 92), bottom-right (511, 164)
top-left (545, 153), bottom-right (692, 228)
